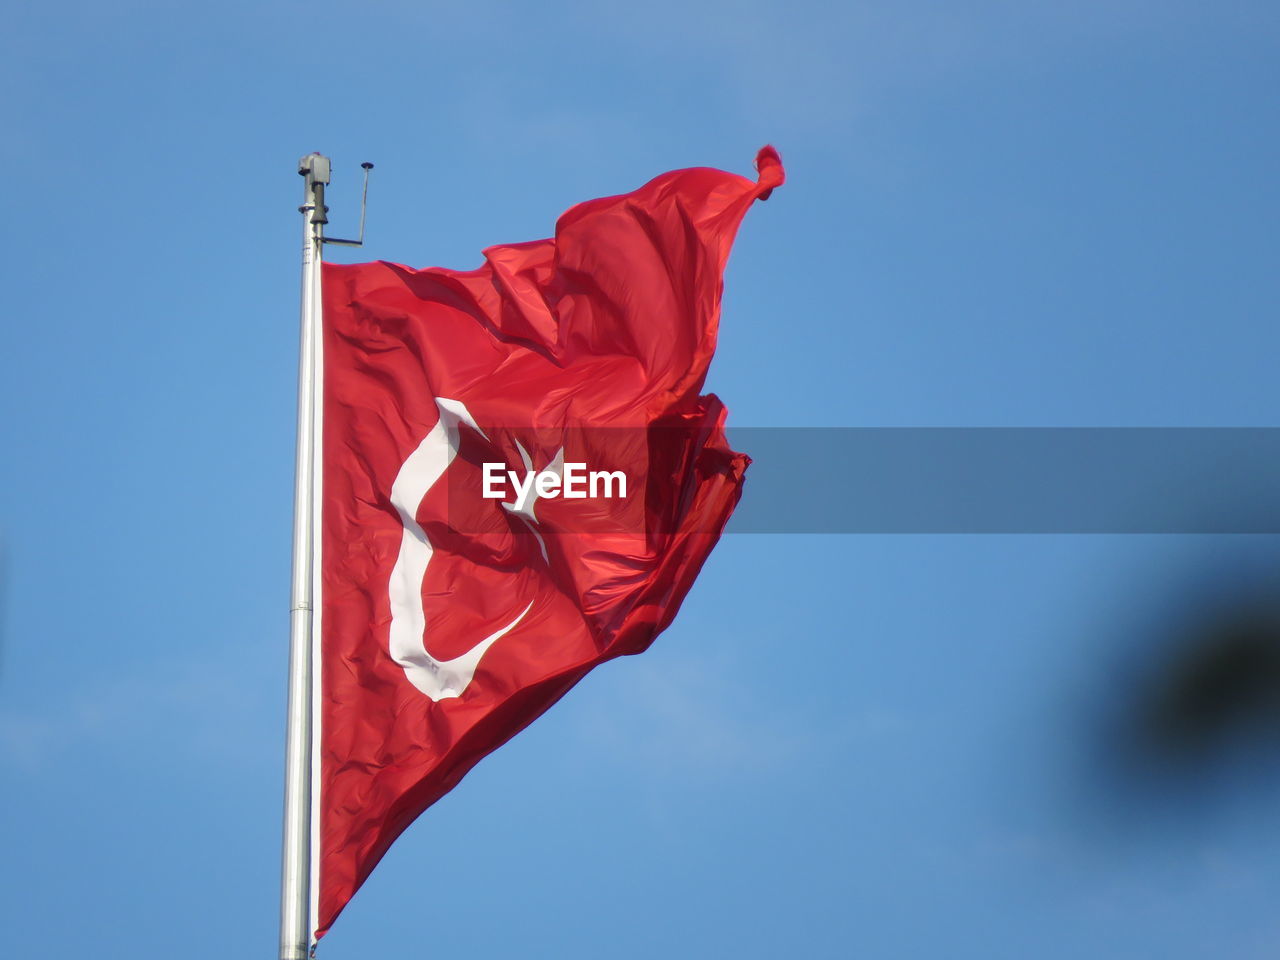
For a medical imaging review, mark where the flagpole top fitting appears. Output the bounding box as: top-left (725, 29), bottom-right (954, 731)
top-left (298, 152), bottom-right (331, 182)
top-left (298, 153), bottom-right (331, 226)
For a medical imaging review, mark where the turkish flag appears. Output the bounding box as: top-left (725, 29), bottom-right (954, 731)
top-left (314, 147), bottom-right (783, 939)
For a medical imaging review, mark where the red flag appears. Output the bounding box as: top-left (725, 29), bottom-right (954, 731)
top-left (314, 147), bottom-right (784, 938)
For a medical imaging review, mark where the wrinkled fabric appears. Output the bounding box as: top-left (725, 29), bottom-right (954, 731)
top-left (316, 147), bottom-right (784, 939)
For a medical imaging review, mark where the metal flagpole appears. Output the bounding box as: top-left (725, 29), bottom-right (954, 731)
top-left (281, 152), bottom-right (328, 960)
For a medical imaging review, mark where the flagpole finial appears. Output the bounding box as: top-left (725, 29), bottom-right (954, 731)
top-left (298, 153), bottom-right (331, 226)
top-left (298, 152), bottom-right (331, 180)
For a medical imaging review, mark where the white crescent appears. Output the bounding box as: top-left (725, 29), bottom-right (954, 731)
top-left (387, 398), bottom-right (533, 701)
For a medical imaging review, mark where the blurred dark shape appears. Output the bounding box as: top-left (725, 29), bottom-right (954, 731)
top-left (1136, 606), bottom-right (1280, 759)
top-left (1077, 547), bottom-right (1280, 835)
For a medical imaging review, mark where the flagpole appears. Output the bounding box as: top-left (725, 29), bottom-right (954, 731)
top-left (281, 153), bottom-right (327, 960)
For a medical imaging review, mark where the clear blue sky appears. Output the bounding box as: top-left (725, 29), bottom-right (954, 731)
top-left (3, 2), bottom-right (1280, 957)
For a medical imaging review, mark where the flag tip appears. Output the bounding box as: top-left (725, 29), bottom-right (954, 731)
top-left (753, 145), bottom-right (784, 200)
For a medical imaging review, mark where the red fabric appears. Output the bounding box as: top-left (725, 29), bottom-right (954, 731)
top-left (316, 147), bottom-right (783, 938)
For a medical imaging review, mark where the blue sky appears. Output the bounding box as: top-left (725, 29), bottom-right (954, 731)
top-left (3, 2), bottom-right (1280, 957)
